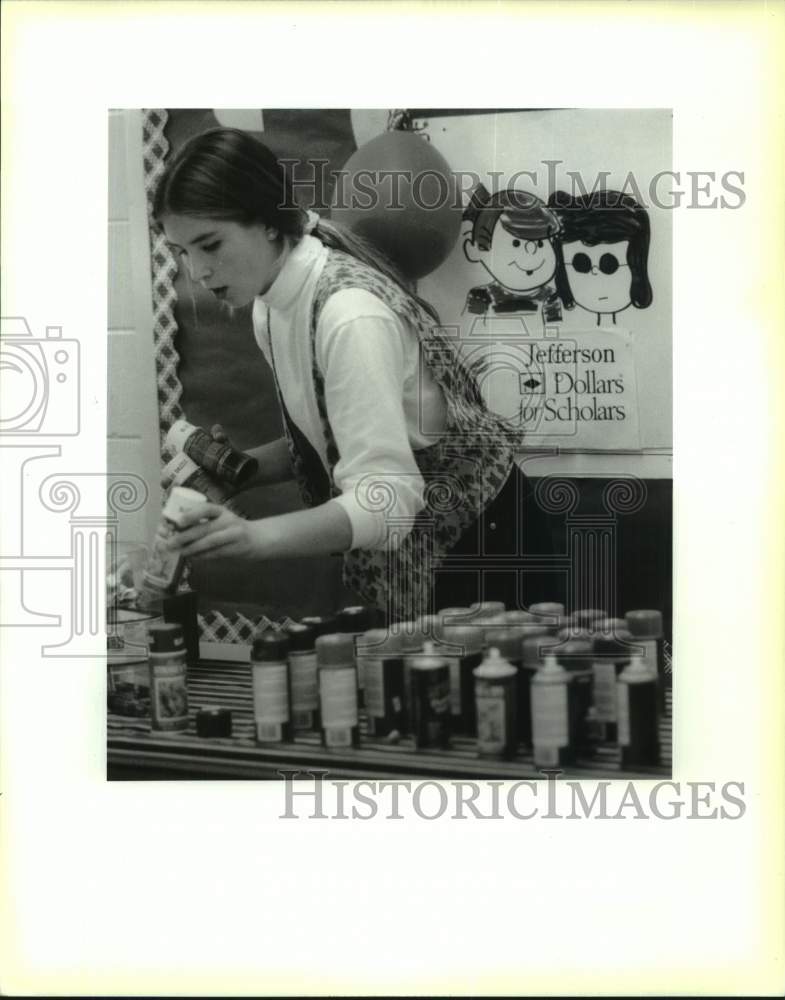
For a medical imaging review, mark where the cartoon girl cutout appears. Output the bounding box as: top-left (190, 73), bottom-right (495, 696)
top-left (462, 185), bottom-right (565, 331)
top-left (549, 190), bottom-right (653, 326)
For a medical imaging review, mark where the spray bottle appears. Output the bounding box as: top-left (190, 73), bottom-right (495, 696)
top-left (531, 653), bottom-right (574, 768)
top-left (617, 654), bottom-right (660, 769)
top-left (473, 646), bottom-right (518, 759)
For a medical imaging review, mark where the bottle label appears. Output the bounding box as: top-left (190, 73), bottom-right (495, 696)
top-left (290, 651), bottom-right (318, 711)
top-left (447, 657), bottom-right (461, 715)
top-left (151, 662), bottom-right (188, 726)
top-left (531, 682), bottom-right (568, 748)
top-left (320, 667), bottom-right (358, 727)
top-left (256, 721), bottom-right (283, 742)
top-left (325, 726), bottom-right (352, 748)
top-left (292, 710), bottom-right (314, 730)
top-left (617, 680), bottom-right (630, 746)
top-left (356, 654), bottom-right (365, 692)
top-left (640, 638), bottom-right (659, 680)
top-left (476, 683), bottom-right (507, 753)
top-left (362, 658), bottom-right (384, 716)
top-left (252, 663), bottom-right (289, 724)
top-left (593, 660), bottom-right (618, 722)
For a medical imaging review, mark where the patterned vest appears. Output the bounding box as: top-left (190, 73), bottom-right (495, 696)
top-left (268, 249), bottom-right (517, 621)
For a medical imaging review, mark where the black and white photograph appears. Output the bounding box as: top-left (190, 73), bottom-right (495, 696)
top-left (2, 2), bottom-right (783, 996)
top-left (106, 107), bottom-right (673, 782)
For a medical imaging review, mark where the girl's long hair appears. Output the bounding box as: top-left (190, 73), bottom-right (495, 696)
top-left (152, 127), bottom-right (439, 322)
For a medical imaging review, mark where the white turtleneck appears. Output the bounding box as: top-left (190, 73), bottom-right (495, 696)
top-left (251, 235), bottom-right (447, 550)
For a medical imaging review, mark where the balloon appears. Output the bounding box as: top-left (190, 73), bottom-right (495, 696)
top-left (331, 131), bottom-right (462, 281)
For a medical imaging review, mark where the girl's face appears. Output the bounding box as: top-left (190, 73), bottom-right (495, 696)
top-left (563, 240), bottom-right (632, 315)
top-left (162, 214), bottom-right (283, 308)
top-left (484, 223), bottom-right (557, 293)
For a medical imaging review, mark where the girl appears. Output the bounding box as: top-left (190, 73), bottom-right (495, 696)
top-left (153, 127), bottom-right (547, 620)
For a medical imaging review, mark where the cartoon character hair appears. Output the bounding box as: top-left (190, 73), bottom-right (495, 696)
top-left (463, 184), bottom-right (561, 250)
top-left (548, 190), bottom-right (653, 310)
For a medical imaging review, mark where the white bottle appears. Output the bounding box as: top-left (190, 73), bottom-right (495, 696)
top-left (531, 653), bottom-right (572, 768)
top-left (139, 486), bottom-right (206, 605)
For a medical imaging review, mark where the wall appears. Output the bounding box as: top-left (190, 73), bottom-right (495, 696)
top-left (107, 109), bottom-right (162, 548)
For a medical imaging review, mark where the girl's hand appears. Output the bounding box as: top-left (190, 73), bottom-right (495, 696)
top-left (165, 503), bottom-right (259, 561)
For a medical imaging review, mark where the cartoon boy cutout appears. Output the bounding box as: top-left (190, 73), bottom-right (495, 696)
top-left (549, 190), bottom-right (653, 326)
top-left (462, 185), bottom-right (564, 329)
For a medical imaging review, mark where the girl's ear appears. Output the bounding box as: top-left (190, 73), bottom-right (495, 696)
top-left (265, 226), bottom-right (279, 242)
top-left (463, 237), bottom-right (482, 264)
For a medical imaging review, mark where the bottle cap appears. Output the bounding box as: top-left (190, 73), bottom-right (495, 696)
top-left (438, 606), bottom-right (474, 626)
top-left (196, 706), bottom-right (232, 738)
top-left (474, 646), bottom-right (517, 680)
top-left (336, 605), bottom-right (376, 633)
top-left (503, 610), bottom-right (538, 626)
top-left (625, 610), bottom-right (664, 638)
top-left (469, 601), bottom-right (506, 619)
top-left (417, 614), bottom-right (443, 639)
top-left (315, 632), bottom-right (355, 667)
top-left (537, 652), bottom-right (568, 680)
top-left (596, 618), bottom-right (627, 635)
top-left (356, 629), bottom-right (403, 656)
top-left (594, 628), bottom-right (636, 658)
top-left (395, 621), bottom-right (425, 653)
top-left (148, 621), bottom-right (185, 653)
top-left (521, 633), bottom-right (560, 667)
top-left (285, 622), bottom-right (316, 653)
top-left (300, 615), bottom-right (338, 639)
top-left (251, 630), bottom-right (289, 662)
top-left (556, 637), bottom-right (594, 670)
top-left (557, 626), bottom-right (594, 642)
top-left (439, 624), bottom-right (485, 656)
top-left (620, 654), bottom-right (655, 683)
top-left (408, 643), bottom-right (448, 671)
top-left (571, 608), bottom-right (608, 629)
top-left (486, 627), bottom-right (526, 662)
top-left (162, 485), bottom-right (207, 527)
top-left (529, 602), bottom-right (565, 618)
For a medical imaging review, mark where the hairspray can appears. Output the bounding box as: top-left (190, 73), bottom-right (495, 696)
top-left (166, 419), bottom-right (259, 487)
top-left (285, 622), bottom-right (319, 732)
top-left (531, 653), bottom-right (573, 768)
top-left (336, 605), bottom-right (378, 706)
top-left (439, 624), bottom-right (484, 736)
top-left (617, 655), bottom-right (660, 768)
top-left (592, 627), bottom-right (636, 742)
top-left (519, 630), bottom-right (559, 749)
top-left (148, 622), bottom-right (189, 732)
top-left (408, 642), bottom-right (451, 749)
top-left (251, 631), bottom-right (292, 743)
top-left (356, 629), bottom-right (405, 738)
top-left (139, 486), bottom-right (206, 608)
top-left (162, 452), bottom-right (246, 514)
top-left (556, 637), bottom-right (596, 757)
top-left (528, 602), bottom-right (566, 635)
top-left (473, 647), bottom-right (518, 759)
top-left (625, 610), bottom-right (667, 714)
top-left (317, 633), bottom-right (359, 749)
